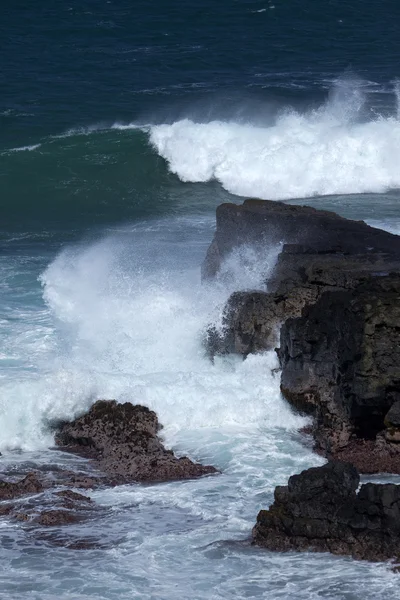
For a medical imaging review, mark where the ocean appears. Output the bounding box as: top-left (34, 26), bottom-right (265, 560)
top-left (1, 1), bottom-right (400, 598)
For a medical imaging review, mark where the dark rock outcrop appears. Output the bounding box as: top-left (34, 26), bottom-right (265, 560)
top-left (204, 200), bottom-right (400, 357)
top-left (56, 400), bottom-right (217, 483)
top-left (253, 461), bottom-right (400, 562)
top-left (204, 199), bottom-right (400, 472)
top-left (36, 509), bottom-right (80, 527)
top-left (0, 472), bottom-right (43, 500)
top-left (279, 274), bottom-right (400, 471)
top-left (203, 198), bottom-right (400, 279)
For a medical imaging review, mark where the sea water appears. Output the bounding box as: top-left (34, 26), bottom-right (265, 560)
top-left (2, 1), bottom-right (400, 598)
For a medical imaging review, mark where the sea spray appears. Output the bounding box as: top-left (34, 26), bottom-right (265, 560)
top-left (0, 218), bottom-right (300, 452)
top-left (149, 80), bottom-right (400, 200)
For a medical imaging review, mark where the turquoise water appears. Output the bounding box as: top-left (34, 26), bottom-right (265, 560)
top-left (2, 2), bottom-right (400, 598)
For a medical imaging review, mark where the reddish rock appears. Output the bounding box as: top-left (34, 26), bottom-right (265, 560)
top-left (0, 472), bottom-right (43, 500)
top-left (56, 400), bottom-right (217, 483)
top-left (36, 510), bottom-right (80, 526)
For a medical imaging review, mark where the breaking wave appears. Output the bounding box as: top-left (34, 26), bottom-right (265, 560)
top-left (149, 80), bottom-right (400, 199)
top-left (0, 218), bottom-right (303, 452)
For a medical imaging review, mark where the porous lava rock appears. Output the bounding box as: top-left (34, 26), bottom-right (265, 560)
top-left (253, 461), bottom-right (400, 562)
top-left (279, 274), bottom-right (400, 470)
top-left (55, 400), bottom-right (217, 483)
top-left (36, 510), bottom-right (80, 526)
top-left (204, 199), bottom-right (400, 358)
top-left (204, 199), bottom-right (400, 472)
top-left (0, 472), bottom-right (43, 500)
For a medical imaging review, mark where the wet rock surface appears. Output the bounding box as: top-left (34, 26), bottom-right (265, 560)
top-left (253, 461), bottom-right (400, 562)
top-left (205, 199), bottom-right (400, 358)
top-left (0, 472), bottom-right (43, 500)
top-left (204, 199), bottom-right (400, 473)
top-left (280, 274), bottom-right (400, 470)
top-left (0, 470), bottom-right (94, 529)
top-left (55, 400), bottom-right (217, 483)
top-left (0, 402), bottom-right (217, 550)
top-left (202, 198), bottom-right (400, 280)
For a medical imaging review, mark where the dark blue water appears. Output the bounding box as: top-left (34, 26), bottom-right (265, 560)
top-left (2, 3), bottom-right (400, 599)
top-left (2, 0), bottom-right (400, 232)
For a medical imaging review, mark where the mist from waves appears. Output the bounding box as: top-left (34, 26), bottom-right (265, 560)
top-left (0, 217), bottom-right (302, 454)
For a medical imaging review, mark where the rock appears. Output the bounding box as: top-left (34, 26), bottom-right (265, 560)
top-left (204, 200), bottom-right (400, 358)
top-left (56, 400), bottom-right (217, 483)
top-left (0, 472), bottom-right (43, 500)
top-left (0, 504), bottom-right (13, 516)
top-left (36, 510), bottom-right (80, 526)
top-left (207, 291), bottom-right (287, 357)
top-left (279, 274), bottom-right (400, 468)
top-left (53, 470), bottom-right (102, 490)
top-left (253, 461), bottom-right (400, 562)
top-left (202, 198), bottom-right (400, 280)
top-left (204, 199), bottom-right (400, 472)
top-left (385, 402), bottom-right (400, 428)
top-left (53, 490), bottom-right (92, 504)
top-left (53, 490), bottom-right (93, 509)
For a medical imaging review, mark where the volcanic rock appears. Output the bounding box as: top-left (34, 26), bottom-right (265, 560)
top-left (204, 199), bottom-right (400, 472)
top-left (36, 510), bottom-right (80, 526)
top-left (202, 198), bottom-right (400, 280)
top-left (204, 200), bottom-right (400, 357)
top-left (253, 460), bottom-right (400, 562)
top-left (0, 472), bottom-right (43, 501)
top-left (279, 274), bottom-right (400, 468)
top-left (55, 400), bottom-right (217, 483)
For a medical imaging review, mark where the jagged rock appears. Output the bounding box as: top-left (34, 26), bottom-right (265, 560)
top-left (207, 291), bottom-right (286, 357)
top-left (204, 200), bottom-right (400, 358)
top-left (53, 490), bottom-right (92, 503)
top-left (36, 510), bottom-right (80, 526)
top-left (55, 400), bottom-right (217, 483)
top-left (253, 461), bottom-right (400, 562)
top-left (202, 198), bottom-right (400, 280)
top-left (279, 274), bottom-right (400, 470)
top-left (203, 199), bottom-right (400, 471)
top-left (0, 472), bottom-right (43, 500)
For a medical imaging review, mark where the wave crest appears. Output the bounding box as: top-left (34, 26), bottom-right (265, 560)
top-left (149, 82), bottom-right (400, 200)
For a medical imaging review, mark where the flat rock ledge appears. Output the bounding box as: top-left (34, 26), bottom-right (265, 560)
top-left (253, 461), bottom-right (400, 562)
top-left (55, 400), bottom-right (217, 484)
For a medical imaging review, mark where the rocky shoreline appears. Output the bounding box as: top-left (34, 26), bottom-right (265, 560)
top-left (204, 198), bottom-right (400, 473)
top-left (0, 400), bottom-right (217, 544)
top-left (2, 197), bottom-right (400, 563)
top-left (204, 198), bottom-right (400, 562)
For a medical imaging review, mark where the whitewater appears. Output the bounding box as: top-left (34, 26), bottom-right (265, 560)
top-left (147, 81), bottom-right (400, 200)
top-left (2, 213), bottom-right (400, 599)
top-left (2, 82), bottom-right (400, 598)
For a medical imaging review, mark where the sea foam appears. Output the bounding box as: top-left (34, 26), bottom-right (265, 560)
top-left (149, 82), bottom-right (400, 200)
top-left (0, 219), bottom-right (302, 452)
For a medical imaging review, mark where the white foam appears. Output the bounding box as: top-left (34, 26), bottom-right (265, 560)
top-left (149, 83), bottom-right (400, 200)
top-left (6, 144), bottom-right (41, 153)
top-left (0, 220), bottom-right (302, 452)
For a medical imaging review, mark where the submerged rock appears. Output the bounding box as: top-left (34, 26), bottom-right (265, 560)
top-left (56, 400), bottom-right (217, 483)
top-left (0, 472), bottom-right (43, 500)
top-left (36, 510), bottom-right (80, 526)
top-left (253, 461), bottom-right (400, 562)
